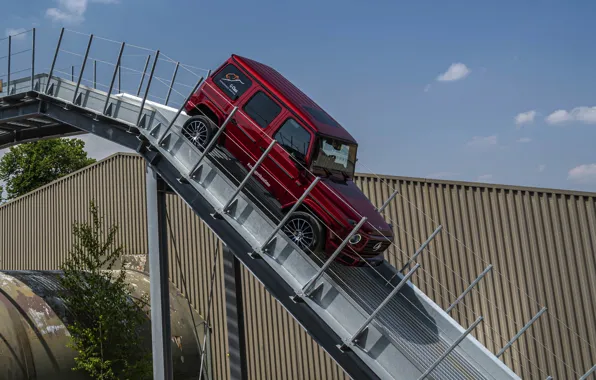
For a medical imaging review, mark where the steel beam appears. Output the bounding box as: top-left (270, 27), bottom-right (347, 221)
top-left (73, 34), bottom-right (93, 103)
top-left (497, 307), bottom-right (547, 358)
top-left (223, 246), bottom-right (248, 380)
top-left (7, 36), bottom-right (11, 91)
top-left (157, 76), bottom-right (205, 145)
top-left (165, 62), bottom-right (179, 106)
top-left (188, 106), bottom-right (237, 177)
top-left (46, 28), bottom-right (64, 94)
top-left (136, 51), bottom-right (160, 127)
top-left (146, 165), bottom-right (174, 380)
top-left (378, 188), bottom-right (399, 213)
top-left (103, 42), bottom-right (126, 115)
top-left (418, 316), bottom-right (484, 380)
top-left (260, 177), bottom-right (321, 254)
top-left (345, 263), bottom-right (420, 347)
top-left (446, 264), bottom-right (493, 313)
top-left (221, 140), bottom-right (276, 213)
top-left (580, 364), bottom-right (596, 380)
top-left (138, 54), bottom-right (151, 96)
top-left (31, 28), bottom-right (36, 91)
top-left (298, 217), bottom-right (367, 297)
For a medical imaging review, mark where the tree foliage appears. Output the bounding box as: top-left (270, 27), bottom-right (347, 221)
top-left (59, 200), bottom-right (152, 380)
top-left (0, 138), bottom-right (96, 200)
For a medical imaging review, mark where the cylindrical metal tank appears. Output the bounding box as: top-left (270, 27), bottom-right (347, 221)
top-left (0, 270), bottom-right (208, 380)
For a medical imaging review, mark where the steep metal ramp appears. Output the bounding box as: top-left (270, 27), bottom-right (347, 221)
top-left (0, 51), bottom-right (519, 380)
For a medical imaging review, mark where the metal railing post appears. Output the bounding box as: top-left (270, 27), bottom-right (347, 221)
top-left (136, 51), bottom-right (160, 126)
top-left (260, 177), bottom-right (321, 253)
top-left (222, 140), bottom-right (276, 213)
top-left (188, 106), bottom-right (237, 177)
top-left (7, 35), bottom-right (11, 92)
top-left (46, 27), bottom-right (64, 94)
top-left (165, 61), bottom-right (179, 106)
top-left (399, 225), bottom-right (442, 272)
top-left (93, 59), bottom-right (97, 89)
top-left (446, 264), bottom-right (493, 313)
top-left (157, 76), bottom-right (205, 145)
top-left (103, 42), bottom-right (125, 115)
top-left (418, 316), bottom-right (484, 380)
top-left (71, 66), bottom-right (74, 81)
top-left (496, 307), bottom-right (547, 358)
top-left (118, 66), bottom-right (121, 93)
top-left (385, 225), bottom-right (442, 286)
top-left (31, 28), bottom-right (36, 91)
top-left (137, 54), bottom-right (151, 96)
top-left (73, 34), bottom-right (93, 103)
top-left (346, 263), bottom-right (420, 346)
top-left (298, 217), bottom-right (367, 297)
top-left (378, 188), bottom-right (399, 213)
top-left (580, 364), bottom-right (596, 380)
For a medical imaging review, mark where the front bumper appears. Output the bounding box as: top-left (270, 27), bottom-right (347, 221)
top-left (325, 233), bottom-right (393, 267)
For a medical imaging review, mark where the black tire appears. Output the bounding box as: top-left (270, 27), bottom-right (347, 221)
top-left (282, 211), bottom-right (324, 254)
top-left (181, 115), bottom-right (216, 151)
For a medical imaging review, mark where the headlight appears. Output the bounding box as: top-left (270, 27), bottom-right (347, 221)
top-left (349, 234), bottom-right (362, 245)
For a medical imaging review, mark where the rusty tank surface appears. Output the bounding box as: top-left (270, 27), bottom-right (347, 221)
top-left (0, 270), bottom-right (208, 380)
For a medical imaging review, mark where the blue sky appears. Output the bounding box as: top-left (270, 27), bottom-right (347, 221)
top-left (2, 0), bottom-right (596, 192)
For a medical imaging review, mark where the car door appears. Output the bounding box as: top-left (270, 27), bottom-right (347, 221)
top-left (225, 88), bottom-right (283, 172)
top-left (265, 115), bottom-right (314, 207)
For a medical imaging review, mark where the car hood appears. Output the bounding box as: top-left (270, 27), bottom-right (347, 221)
top-left (320, 177), bottom-right (393, 236)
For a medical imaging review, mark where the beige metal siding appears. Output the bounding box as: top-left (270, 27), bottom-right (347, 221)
top-left (1, 152), bottom-right (595, 379)
top-left (354, 174), bottom-right (596, 379)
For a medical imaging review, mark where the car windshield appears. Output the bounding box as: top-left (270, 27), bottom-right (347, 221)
top-left (311, 136), bottom-right (357, 178)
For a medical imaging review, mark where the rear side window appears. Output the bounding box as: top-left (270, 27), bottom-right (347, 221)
top-left (274, 118), bottom-right (311, 160)
top-left (244, 91), bottom-right (282, 128)
top-left (213, 64), bottom-right (252, 100)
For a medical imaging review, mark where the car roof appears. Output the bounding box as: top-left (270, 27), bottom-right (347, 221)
top-left (230, 54), bottom-right (357, 144)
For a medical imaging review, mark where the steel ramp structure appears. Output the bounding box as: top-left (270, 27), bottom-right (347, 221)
top-left (0, 56), bottom-right (520, 380)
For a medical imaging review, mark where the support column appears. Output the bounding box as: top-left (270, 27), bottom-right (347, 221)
top-left (223, 246), bottom-right (248, 380)
top-left (146, 164), bottom-right (173, 380)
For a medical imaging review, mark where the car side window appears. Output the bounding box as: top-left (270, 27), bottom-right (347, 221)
top-left (243, 91), bottom-right (282, 129)
top-left (273, 118), bottom-right (311, 161)
top-left (213, 64), bottom-right (252, 100)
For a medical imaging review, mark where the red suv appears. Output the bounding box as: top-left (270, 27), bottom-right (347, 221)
top-left (183, 55), bottom-right (394, 266)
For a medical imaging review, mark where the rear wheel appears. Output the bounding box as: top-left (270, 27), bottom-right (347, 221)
top-left (282, 211), bottom-right (324, 254)
top-left (182, 115), bottom-right (216, 151)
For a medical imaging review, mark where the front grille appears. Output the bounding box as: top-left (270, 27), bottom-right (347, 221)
top-left (361, 239), bottom-right (391, 256)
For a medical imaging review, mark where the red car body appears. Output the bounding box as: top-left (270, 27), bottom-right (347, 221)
top-left (183, 54), bottom-right (394, 266)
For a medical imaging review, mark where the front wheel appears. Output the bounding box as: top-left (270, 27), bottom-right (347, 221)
top-left (181, 115), bottom-right (216, 151)
top-left (282, 211), bottom-right (324, 254)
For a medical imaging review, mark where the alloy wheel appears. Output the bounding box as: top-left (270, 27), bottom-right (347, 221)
top-left (283, 217), bottom-right (316, 252)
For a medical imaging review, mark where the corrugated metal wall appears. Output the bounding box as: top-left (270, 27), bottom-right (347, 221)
top-left (0, 152), bottom-right (594, 380)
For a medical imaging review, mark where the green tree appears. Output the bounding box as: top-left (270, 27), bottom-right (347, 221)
top-left (59, 200), bottom-right (152, 380)
top-left (0, 138), bottom-right (96, 200)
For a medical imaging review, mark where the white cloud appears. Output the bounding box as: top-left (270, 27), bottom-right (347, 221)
top-left (467, 135), bottom-right (497, 148)
top-left (46, 0), bottom-right (118, 24)
top-left (546, 106), bottom-right (596, 125)
top-left (424, 84), bottom-right (431, 92)
top-left (546, 110), bottom-right (571, 124)
top-left (538, 164), bottom-right (546, 173)
top-left (568, 164), bottom-right (596, 184)
top-left (516, 137), bottom-right (532, 143)
top-left (5, 28), bottom-right (27, 40)
top-left (477, 174), bottom-right (493, 182)
top-left (437, 63), bottom-right (471, 82)
top-left (515, 110), bottom-right (536, 126)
